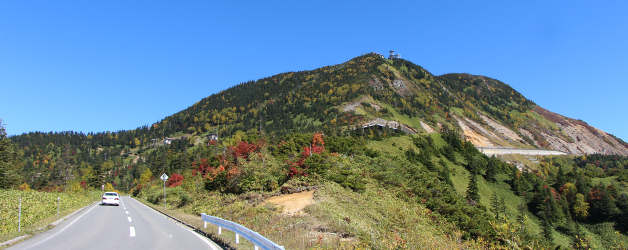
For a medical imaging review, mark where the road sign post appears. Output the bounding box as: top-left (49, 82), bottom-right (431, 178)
top-left (57, 197), bottom-right (60, 217)
top-left (160, 173), bottom-right (168, 209)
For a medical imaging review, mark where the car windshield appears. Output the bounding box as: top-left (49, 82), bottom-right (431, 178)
top-left (104, 193), bottom-right (118, 196)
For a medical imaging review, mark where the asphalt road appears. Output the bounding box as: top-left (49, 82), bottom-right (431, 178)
top-left (9, 196), bottom-right (220, 250)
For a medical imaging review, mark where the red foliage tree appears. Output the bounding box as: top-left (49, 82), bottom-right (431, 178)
top-left (287, 133), bottom-right (325, 178)
top-left (230, 141), bottom-right (260, 160)
top-left (167, 173), bottom-right (184, 187)
top-left (192, 158), bottom-right (212, 177)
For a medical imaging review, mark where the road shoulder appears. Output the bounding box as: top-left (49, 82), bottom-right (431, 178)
top-left (1, 201), bottom-right (98, 249)
top-left (126, 197), bottom-right (223, 250)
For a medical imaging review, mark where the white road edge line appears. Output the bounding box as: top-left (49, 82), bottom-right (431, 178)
top-left (177, 223), bottom-right (219, 250)
top-left (128, 216), bottom-right (132, 223)
top-left (24, 204), bottom-right (98, 250)
top-left (127, 197), bottom-right (219, 250)
top-left (130, 226), bottom-right (136, 237)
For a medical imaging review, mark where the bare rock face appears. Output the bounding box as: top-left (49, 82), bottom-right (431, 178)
top-left (451, 106), bottom-right (627, 156)
top-left (518, 128), bottom-right (540, 147)
top-left (480, 115), bottom-right (525, 144)
top-left (531, 106), bottom-right (628, 156)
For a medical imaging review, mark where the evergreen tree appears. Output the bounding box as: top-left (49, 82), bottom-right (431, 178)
top-left (438, 164), bottom-right (453, 186)
top-left (485, 156), bottom-right (498, 182)
top-left (0, 121), bottom-right (20, 188)
top-left (588, 185), bottom-right (619, 222)
top-left (541, 219), bottom-right (554, 243)
top-left (466, 173), bottom-right (480, 203)
top-left (616, 194), bottom-right (628, 232)
top-left (490, 193), bottom-right (506, 221)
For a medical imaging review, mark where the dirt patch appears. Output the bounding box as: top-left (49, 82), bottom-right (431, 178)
top-left (265, 190), bottom-right (315, 215)
top-left (455, 117), bottom-right (494, 147)
top-left (420, 121), bottom-right (435, 133)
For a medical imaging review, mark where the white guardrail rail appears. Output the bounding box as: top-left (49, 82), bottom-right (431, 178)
top-left (201, 213), bottom-right (285, 250)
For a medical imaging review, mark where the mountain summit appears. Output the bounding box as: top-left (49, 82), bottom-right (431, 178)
top-left (151, 53), bottom-right (627, 156)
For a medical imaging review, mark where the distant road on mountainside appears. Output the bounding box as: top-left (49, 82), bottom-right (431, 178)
top-left (477, 147), bottom-right (567, 156)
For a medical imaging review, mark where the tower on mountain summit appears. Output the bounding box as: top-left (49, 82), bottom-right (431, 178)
top-left (389, 50), bottom-right (401, 59)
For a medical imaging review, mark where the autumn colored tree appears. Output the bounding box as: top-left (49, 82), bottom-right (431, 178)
top-left (167, 173), bottom-right (184, 187)
top-left (139, 168), bottom-right (153, 186)
top-left (572, 193), bottom-right (589, 220)
top-left (104, 182), bottom-right (115, 191)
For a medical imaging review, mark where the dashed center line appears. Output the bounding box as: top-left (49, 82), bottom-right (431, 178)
top-left (125, 211), bottom-right (129, 215)
top-left (128, 216), bottom-right (132, 223)
top-left (129, 226), bottom-right (136, 237)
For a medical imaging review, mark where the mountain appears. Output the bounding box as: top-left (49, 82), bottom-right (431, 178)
top-left (6, 53), bottom-right (628, 248)
top-left (149, 52), bottom-right (627, 156)
top-left (10, 52), bottom-right (627, 189)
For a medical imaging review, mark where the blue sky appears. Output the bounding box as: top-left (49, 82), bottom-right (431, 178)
top-left (1, 1), bottom-right (627, 141)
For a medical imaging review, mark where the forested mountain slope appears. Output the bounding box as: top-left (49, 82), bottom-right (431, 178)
top-left (145, 52), bottom-right (627, 155)
top-left (13, 53), bottom-right (626, 156)
top-left (4, 53), bottom-right (628, 249)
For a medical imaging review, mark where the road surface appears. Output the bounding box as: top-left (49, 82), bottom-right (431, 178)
top-left (9, 196), bottom-right (220, 250)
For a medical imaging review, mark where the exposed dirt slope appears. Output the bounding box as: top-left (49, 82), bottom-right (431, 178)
top-left (265, 191), bottom-right (315, 215)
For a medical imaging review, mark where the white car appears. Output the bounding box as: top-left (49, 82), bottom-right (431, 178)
top-left (101, 192), bottom-right (120, 206)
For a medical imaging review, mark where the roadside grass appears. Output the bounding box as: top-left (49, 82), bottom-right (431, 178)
top-left (137, 180), bottom-right (486, 249)
top-left (0, 190), bottom-right (100, 243)
top-left (307, 182), bottom-right (484, 249)
top-left (138, 185), bottom-right (356, 249)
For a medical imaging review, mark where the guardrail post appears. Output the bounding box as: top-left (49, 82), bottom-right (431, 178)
top-left (254, 246), bottom-right (259, 250)
top-left (204, 221), bottom-right (207, 229)
top-left (235, 233), bottom-right (239, 244)
top-left (218, 226), bottom-right (222, 235)
top-left (57, 196), bottom-right (60, 217)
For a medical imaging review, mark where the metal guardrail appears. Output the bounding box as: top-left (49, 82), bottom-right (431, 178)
top-left (201, 213), bottom-right (284, 250)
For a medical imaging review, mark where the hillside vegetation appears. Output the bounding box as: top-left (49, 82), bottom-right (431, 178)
top-left (0, 189), bottom-right (99, 242)
top-left (3, 54), bottom-right (628, 248)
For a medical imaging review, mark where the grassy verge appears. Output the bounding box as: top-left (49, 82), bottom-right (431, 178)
top-left (136, 180), bottom-right (486, 249)
top-left (0, 190), bottom-right (100, 243)
top-left (136, 185), bottom-right (352, 249)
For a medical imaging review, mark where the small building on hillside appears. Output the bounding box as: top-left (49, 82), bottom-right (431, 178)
top-left (164, 137), bottom-right (175, 145)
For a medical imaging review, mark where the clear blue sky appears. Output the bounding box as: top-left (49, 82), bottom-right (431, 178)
top-left (1, 1), bottom-right (627, 141)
